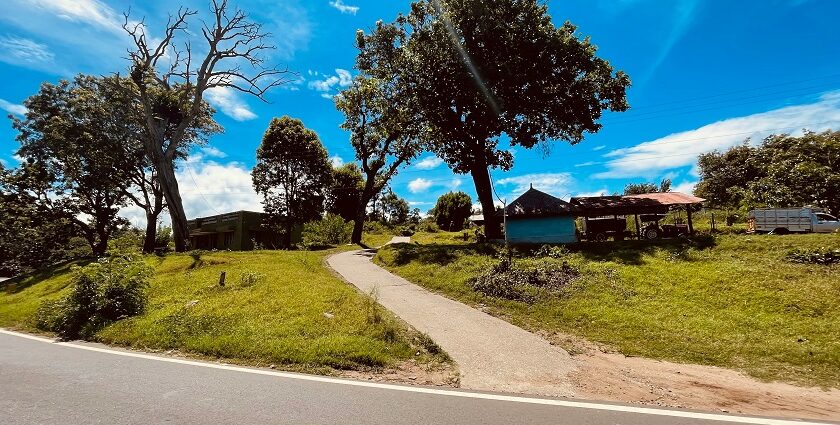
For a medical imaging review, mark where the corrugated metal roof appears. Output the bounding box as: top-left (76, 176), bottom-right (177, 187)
top-left (624, 192), bottom-right (706, 205)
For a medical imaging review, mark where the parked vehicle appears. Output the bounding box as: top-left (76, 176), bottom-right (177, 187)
top-left (748, 208), bottom-right (840, 234)
top-left (581, 217), bottom-right (630, 241)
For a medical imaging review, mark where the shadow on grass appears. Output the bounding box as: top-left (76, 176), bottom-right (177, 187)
top-left (384, 242), bottom-right (499, 266)
top-left (562, 235), bottom-right (717, 265)
top-left (3, 259), bottom-right (91, 294)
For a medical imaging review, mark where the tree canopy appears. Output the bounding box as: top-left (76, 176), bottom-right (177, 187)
top-left (696, 131), bottom-right (840, 214)
top-left (252, 116), bottom-right (333, 246)
top-left (624, 179), bottom-right (672, 195)
top-left (327, 163), bottom-right (365, 222)
top-left (431, 191), bottom-right (474, 231)
top-left (357, 0), bottom-right (630, 238)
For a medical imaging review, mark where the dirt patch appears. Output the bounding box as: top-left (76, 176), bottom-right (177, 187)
top-left (545, 333), bottom-right (840, 421)
top-left (340, 358), bottom-right (460, 388)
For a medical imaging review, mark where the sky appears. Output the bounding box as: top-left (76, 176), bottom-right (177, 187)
top-left (1, 0), bottom-right (840, 226)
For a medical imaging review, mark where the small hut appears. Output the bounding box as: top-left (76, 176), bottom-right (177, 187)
top-left (503, 186), bottom-right (578, 244)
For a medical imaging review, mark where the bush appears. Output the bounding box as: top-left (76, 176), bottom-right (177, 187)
top-left (302, 214), bottom-right (353, 248)
top-left (786, 248), bottom-right (840, 265)
top-left (468, 257), bottom-right (580, 303)
top-left (417, 220), bottom-right (439, 233)
top-left (35, 251), bottom-right (153, 339)
top-left (363, 220), bottom-right (393, 235)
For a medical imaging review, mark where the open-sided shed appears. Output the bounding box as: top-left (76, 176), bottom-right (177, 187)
top-left (570, 192), bottom-right (705, 238)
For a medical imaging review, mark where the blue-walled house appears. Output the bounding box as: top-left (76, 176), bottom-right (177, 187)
top-left (503, 186), bottom-right (579, 244)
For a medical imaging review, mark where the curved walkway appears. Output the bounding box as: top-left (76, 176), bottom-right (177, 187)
top-left (327, 237), bottom-right (577, 397)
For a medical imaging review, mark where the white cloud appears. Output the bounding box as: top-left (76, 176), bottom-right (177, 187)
top-left (329, 155), bottom-right (344, 167)
top-left (329, 0), bottom-right (359, 15)
top-left (496, 172), bottom-right (574, 197)
top-left (200, 146), bottom-right (227, 158)
top-left (450, 177), bottom-right (462, 190)
top-left (596, 92), bottom-right (840, 179)
top-left (671, 180), bottom-right (698, 195)
top-left (415, 156), bottom-right (444, 170)
top-left (0, 35), bottom-right (54, 67)
top-left (408, 178), bottom-right (433, 194)
top-left (592, 145), bottom-right (607, 151)
top-left (26, 0), bottom-right (123, 33)
top-left (574, 161), bottom-right (597, 167)
top-left (308, 68), bottom-right (353, 96)
top-left (0, 98), bottom-right (27, 116)
top-left (204, 87), bottom-right (257, 121)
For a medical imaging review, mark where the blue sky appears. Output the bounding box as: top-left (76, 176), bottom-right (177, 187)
top-left (2, 0), bottom-right (840, 224)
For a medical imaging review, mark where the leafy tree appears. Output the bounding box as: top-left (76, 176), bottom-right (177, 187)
top-left (336, 72), bottom-right (423, 244)
top-left (380, 189), bottom-right (411, 224)
top-left (624, 178), bottom-right (672, 195)
top-left (431, 191), bottom-right (473, 231)
top-left (695, 143), bottom-right (760, 210)
top-left (327, 163), bottom-right (365, 222)
top-left (252, 116), bottom-right (333, 247)
top-left (121, 0), bottom-right (288, 252)
top-left (696, 132), bottom-right (840, 214)
top-left (10, 77), bottom-right (136, 256)
top-left (358, 0), bottom-right (630, 238)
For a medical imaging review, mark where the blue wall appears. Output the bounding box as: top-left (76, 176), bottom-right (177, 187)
top-left (506, 216), bottom-right (578, 244)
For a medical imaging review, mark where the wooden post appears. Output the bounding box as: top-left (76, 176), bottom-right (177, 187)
top-left (686, 206), bottom-right (694, 235)
top-left (634, 214), bottom-right (641, 240)
top-left (219, 271), bottom-right (226, 287)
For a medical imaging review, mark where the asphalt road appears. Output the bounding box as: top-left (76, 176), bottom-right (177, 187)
top-left (0, 330), bottom-right (830, 425)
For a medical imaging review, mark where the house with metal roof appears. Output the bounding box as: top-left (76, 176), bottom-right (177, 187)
top-left (503, 186), bottom-right (579, 244)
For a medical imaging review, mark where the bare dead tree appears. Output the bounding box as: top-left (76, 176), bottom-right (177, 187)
top-left (122, 0), bottom-right (291, 252)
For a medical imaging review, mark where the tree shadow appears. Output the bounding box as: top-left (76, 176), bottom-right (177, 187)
top-left (562, 235), bottom-right (717, 265)
top-left (3, 259), bottom-right (91, 294)
top-left (385, 242), bottom-right (499, 266)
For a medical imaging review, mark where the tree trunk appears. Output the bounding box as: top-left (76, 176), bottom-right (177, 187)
top-left (155, 156), bottom-right (190, 252)
top-left (470, 165), bottom-right (502, 239)
top-left (284, 219), bottom-right (294, 248)
top-left (143, 212), bottom-right (157, 254)
top-left (351, 179), bottom-right (378, 245)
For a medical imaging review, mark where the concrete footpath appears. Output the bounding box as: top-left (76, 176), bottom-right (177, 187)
top-left (327, 237), bottom-right (577, 397)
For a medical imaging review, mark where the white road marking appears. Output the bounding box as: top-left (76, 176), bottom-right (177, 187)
top-left (0, 328), bottom-right (831, 425)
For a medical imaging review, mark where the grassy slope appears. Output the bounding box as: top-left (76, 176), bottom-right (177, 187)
top-left (1, 244), bottom-right (441, 373)
top-left (376, 232), bottom-right (840, 387)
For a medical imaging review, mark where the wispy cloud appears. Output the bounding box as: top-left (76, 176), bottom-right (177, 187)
top-left (200, 146), bottom-right (228, 159)
top-left (408, 178), bottom-right (433, 194)
top-left (26, 0), bottom-right (124, 34)
top-left (595, 91), bottom-right (840, 179)
top-left (329, 0), bottom-right (359, 15)
top-left (329, 155), bottom-right (344, 167)
top-left (592, 145), bottom-right (607, 151)
top-left (0, 98), bottom-right (27, 116)
top-left (204, 87), bottom-right (257, 121)
top-left (496, 172), bottom-right (574, 198)
top-left (415, 156), bottom-right (444, 170)
top-left (0, 35), bottom-right (54, 68)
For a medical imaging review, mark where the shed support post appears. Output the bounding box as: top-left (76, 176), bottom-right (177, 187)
top-left (634, 214), bottom-right (641, 240)
top-left (687, 206), bottom-right (694, 235)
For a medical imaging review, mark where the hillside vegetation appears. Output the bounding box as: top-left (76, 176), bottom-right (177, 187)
top-left (1, 247), bottom-right (446, 373)
top-left (376, 232), bottom-right (840, 387)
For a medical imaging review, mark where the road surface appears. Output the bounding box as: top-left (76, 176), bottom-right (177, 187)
top-left (0, 330), bottom-right (828, 425)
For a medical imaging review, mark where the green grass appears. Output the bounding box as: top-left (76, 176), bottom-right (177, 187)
top-left (376, 232), bottom-right (840, 387)
top-left (1, 247), bottom-right (447, 372)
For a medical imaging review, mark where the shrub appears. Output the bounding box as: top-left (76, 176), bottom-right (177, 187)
top-left (786, 248), bottom-right (840, 265)
top-left (534, 244), bottom-right (570, 259)
top-left (239, 271), bottom-right (264, 287)
top-left (35, 252), bottom-right (153, 339)
top-left (468, 257), bottom-right (580, 303)
top-left (417, 220), bottom-right (439, 233)
top-left (363, 220), bottom-right (392, 235)
top-left (302, 214), bottom-right (353, 248)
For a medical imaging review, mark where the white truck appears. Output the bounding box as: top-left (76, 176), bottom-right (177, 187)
top-left (749, 208), bottom-right (840, 234)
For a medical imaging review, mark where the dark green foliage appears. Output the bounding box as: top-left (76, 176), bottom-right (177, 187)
top-left (357, 0), bottom-right (630, 237)
top-left (253, 116), bottom-right (334, 247)
top-left (379, 189), bottom-right (411, 225)
top-left (468, 257), bottom-right (580, 303)
top-left (327, 163), bottom-right (365, 222)
top-left (786, 248), bottom-right (840, 265)
top-left (302, 214), bottom-right (354, 248)
top-left (696, 131), bottom-right (840, 215)
top-left (430, 192), bottom-right (473, 231)
top-left (35, 250), bottom-right (153, 339)
top-left (624, 179), bottom-right (672, 195)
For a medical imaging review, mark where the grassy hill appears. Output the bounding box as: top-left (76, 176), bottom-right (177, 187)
top-left (1, 247), bottom-right (449, 374)
top-left (376, 232), bottom-right (840, 387)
